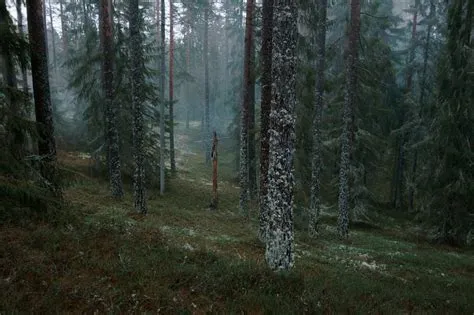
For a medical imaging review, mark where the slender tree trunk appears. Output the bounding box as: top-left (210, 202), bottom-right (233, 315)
top-left (186, 33), bottom-right (190, 129)
top-left (210, 131), bottom-right (218, 209)
top-left (48, 0), bottom-right (57, 71)
top-left (59, 0), bottom-right (68, 57)
top-left (248, 20), bottom-right (256, 201)
top-left (239, 0), bottom-right (254, 217)
top-left (265, 0), bottom-right (297, 271)
top-left (169, 0), bottom-right (176, 173)
top-left (259, 0), bottom-right (273, 242)
top-left (100, 0), bottom-right (123, 198)
top-left (204, 2), bottom-right (210, 164)
top-left (409, 0), bottom-right (432, 210)
top-left (16, 0), bottom-right (28, 95)
top-left (26, 0), bottom-right (61, 195)
top-left (130, 0), bottom-right (147, 214)
top-left (338, 0), bottom-right (361, 239)
top-left (309, 0), bottom-right (328, 237)
top-left (159, 0), bottom-right (166, 195)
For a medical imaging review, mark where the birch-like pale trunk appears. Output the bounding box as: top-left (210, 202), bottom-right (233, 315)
top-left (130, 0), bottom-right (147, 214)
top-left (309, 0), bottom-right (328, 237)
top-left (259, 0), bottom-right (273, 242)
top-left (265, 0), bottom-right (297, 271)
top-left (99, 0), bottom-right (123, 198)
top-left (338, 0), bottom-right (361, 239)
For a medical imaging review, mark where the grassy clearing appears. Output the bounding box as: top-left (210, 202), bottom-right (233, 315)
top-left (1, 123), bottom-right (473, 313)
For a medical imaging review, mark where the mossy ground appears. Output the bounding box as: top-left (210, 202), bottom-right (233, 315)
top-left (1, 122), bottom-right (473, 313)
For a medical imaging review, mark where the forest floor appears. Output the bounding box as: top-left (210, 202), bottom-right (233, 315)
top-left (1, 122), bottom-right (474, 314)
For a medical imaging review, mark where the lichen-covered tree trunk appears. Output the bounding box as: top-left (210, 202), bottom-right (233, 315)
top-left (239, 0), bottom-right (254, 217)
top-left (259, 0), bottom-right (273, 242)
top-left (16, 0), bottom-right (28, 95)
top-left (169, 0), bottom-right (176, 174)
top-left (338, 0), bottom-right (361, 239)
top-left (100, 0), bottom-right (123, 198)
top-left (265, 0), bottom-right (297, 271)
top-left (309, 0), bottom-right (328, 237)
top-left (159, 0), bottom-right (166, 195)
top-left (26, 0), bottom-right (61, 196)
top-left (130, 0), bottom-right (147, 214)
top-left (204, 2), bottom-right (210, 164)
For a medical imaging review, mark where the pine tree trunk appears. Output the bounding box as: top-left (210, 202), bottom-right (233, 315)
top-left (159, 0), bottom-right (166, 195)
top-left (100, 0), bottom-right (123, 198)
top-left (26, 0), bottom-right (61, 196)
top-left (204, 2), bottom-right (210, 164)
top-left (186, 35), bottom-right (190, 130)
top-left (265, 0), bottom-right (297, 271)
top-left (239, 0), bottom-right (254, 217)
top-left (210, 131), bottom-right (218, 209)
top-left (338, 0), bottom-right (361, 239)
top-left (16, 0), bottom-right (29, 95)
top-left (309, 0), bottom-right (328, 237)
top-left (169, 0), bottom-right (176, 173)
top-left (130, 0), bottom-right (147, 214)
top-left (259, 0), bottom-right (273, 242)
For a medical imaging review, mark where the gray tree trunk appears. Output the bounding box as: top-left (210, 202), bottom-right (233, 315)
top-left (338, 0), bottom-right (361, 239)
top-left (265, 0), bottom-right (297, 271)
top-left (130, 0), bottom-right (147, 214)
top-left (309, 0), bottom-right (328, 237)
top-left (100, 0), bottom-right (123, 198)
top-left (258, 0), bottom-right (274, 242)
top-left (204, 2), bottom-right (210, 164)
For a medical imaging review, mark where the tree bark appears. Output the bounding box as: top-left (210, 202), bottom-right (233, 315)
top-left (337, 0), bottom-right (361, 239)
top-left (16, 0), bottom-right (29, 95)
top-left (130, 0), bottom-right (147, 214)
top-left (265, 0), bottom-right (297, 271)
top-left (204, 2), bottom-right (210, 164)
top-left (100, 0), bottom-right (123, 198)
top-left (309, 0), bottom-right (328, 237)
top-left (239, 0), bottom-right (254, 217)
top-left (169, 0), bottom-right (176, 173)
top-left (26, 0), bottom-right (61, 195)
top-left (210, 131), bottom-right (218, 209)
top-left (259, 0), bottom-right (273, 242)
top-left (248, 22), bottom-right (256, 201)
top-left (59, 0), bottom-right (68, 57)
top-left (48, 0), bottom-right (57, 71)
top-left (159, 0), bottom-right (166, 195)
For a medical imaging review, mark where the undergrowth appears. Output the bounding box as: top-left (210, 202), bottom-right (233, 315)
top-left (1, 123), bottom-right (473, 313)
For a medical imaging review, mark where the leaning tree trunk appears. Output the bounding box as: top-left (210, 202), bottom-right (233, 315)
top-left (239, 0), bottom-right (254, 217)
top-left (337, 0), bottom-right (361, 239)
top-left (309, 0), bottom-right (328, 237)
top-left (265, 0), bottom-right (297, 271)
top-left (259, 0), bottom-right (273, 242)
top-left (159, 0), bottom-right (166, 195)
top-left (26, 0), bottom-right (61, 196)
top-left (99, 0), bottom-right (123, 198)
top-left (130, 0), bottom-right (147, 214)
top-left (169, 0), bottom-right (176, 173)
